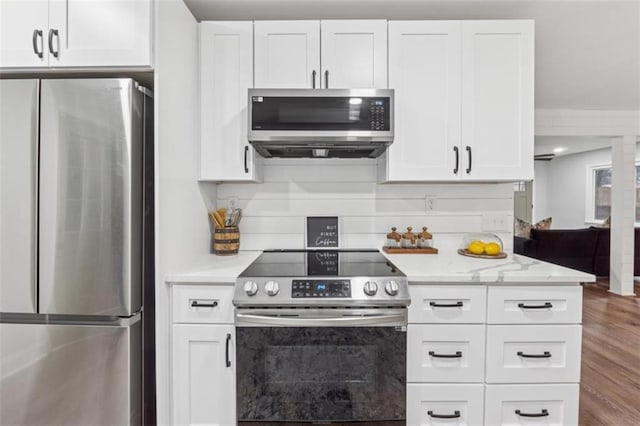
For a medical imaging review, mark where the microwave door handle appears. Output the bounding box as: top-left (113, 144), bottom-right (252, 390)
top-left (235, 312), bottom-right (405, 327)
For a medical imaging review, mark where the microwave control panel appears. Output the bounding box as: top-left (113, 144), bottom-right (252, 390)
top-left (369, 99), bottom-right (387, 131)
top-left (292, 280), bottom-right (351, 298)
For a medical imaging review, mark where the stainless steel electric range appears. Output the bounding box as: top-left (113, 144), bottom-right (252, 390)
top-left (233, 249), bottom-right (409, 425)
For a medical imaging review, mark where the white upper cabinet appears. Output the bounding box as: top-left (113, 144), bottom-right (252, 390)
top-left (0, 0), bottom-right (152, 69)
top-left (461, 20), bottom-right (534, 180)
top-left (0, 1), bottom-right (49, 67)
top-left (254, 19), bottom-right (387, 89)
top-left (383, 20), bottom-right (534, 182)
top-left (200, 21), bottom-right (260, 182)
top-left (385, 21), bottom-right (461, 181)
top-left (254, 21), bottom-right (320, 88)
top-left (320, 20), bottom-right (388, 88)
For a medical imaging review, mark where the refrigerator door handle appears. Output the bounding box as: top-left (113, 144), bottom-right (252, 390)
top-left (225, 333), bottom-right (231, 367)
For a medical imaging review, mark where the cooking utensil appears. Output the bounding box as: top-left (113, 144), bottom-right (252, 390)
top-left (229, 208), bottom-right (242, 226)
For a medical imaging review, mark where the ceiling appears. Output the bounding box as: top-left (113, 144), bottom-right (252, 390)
top-left (184, 0), bottom-right (640, 110)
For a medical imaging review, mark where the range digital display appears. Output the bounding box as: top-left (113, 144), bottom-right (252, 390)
top-left (292, 280), bottom-right (351, 298)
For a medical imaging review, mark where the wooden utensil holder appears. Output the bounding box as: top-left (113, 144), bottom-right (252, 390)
top-left (213, 226), bottom-right (240, 255)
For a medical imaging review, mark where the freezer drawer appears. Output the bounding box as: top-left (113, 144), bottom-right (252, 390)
top-left (0, 79), bottom-right (38, 314)
top-left (0, 318), bottom-right (141, 426)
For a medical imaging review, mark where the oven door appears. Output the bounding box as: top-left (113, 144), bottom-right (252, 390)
top-left (235, 308), bottom-right (406, 424)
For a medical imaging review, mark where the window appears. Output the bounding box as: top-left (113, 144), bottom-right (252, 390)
top-left (586, 164), bottom-right (640, 224)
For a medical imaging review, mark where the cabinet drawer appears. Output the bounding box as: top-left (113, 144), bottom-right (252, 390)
top-left (172, 285), bottom-right (234, 324)
top-left (485, 384), bottom-right (579, 425)
top-left (486, 325), bottom-right (581, 384)
top-left (409, 286), bottom-right (486, 324)
top-left (487, 286), bottom-right (582, 324)
top-left (407, 384), bottom-right (484, 426)
top-left (408, 325), bottom-right (485, 383)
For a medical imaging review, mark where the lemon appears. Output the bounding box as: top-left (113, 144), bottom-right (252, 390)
top-left (467, 240), bottom-right (485, 255)
top-left (484, 242), bottom-right (501, 256)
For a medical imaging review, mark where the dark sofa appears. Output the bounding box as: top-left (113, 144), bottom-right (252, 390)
top-left (514, 227), bottom-right (640, 276)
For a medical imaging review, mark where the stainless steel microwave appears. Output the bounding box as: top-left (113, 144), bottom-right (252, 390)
top-left (247, 88), bottom-right (394, 158)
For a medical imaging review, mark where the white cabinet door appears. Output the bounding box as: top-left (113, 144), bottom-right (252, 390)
top-left (485, 384), bottom-right (579, 426)
top-left (385, 21), bottom-right (461, 181)
top-left (200, 21), bottom-right (260, 181)
top-left (407, 384), bottom-right (484, 426)
top-left (320, 20), bottom-right (387, 88)
top-left (48, 0), bottom-right (152, 67)
top-left (0, 0), bottom-right (49, 68)
top-left (461, 20), bottom-right (534, 180)
top-left (408, 324), bottom-right (485, 383)
top-left (254, 21), bottom-right (320, 88)
top-left (172, 324), bottom-right (235, 426)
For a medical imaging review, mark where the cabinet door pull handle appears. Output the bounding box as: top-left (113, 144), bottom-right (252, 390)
top-left (453, 146), bottom-right (459, 174)
top-left (515, 409), bottom-right (549, 418)
top-left (465, 146), bottom-right (472, 174)
top-left (518, 302), bottom-right (553, 309)
top-left (324, 70), bottom-right (329, 88)
top-left (428, 410), bottom-right (461, 419)
top-left (190, 301), bottom-right (218, 308)
top-left (225, 333), bottom-right (232, 367)
top-left (312, 70), bottom-right (317, 88)
top-left (244, 146), bottom-right (249, 173)
top-left (429, 351), bottom-right (462, 359)
top-left (517, 351), bottom-right (551, 359)
top-left (48, 29), bottom-right (59, 58)
top-left (32, 29), bottom-right (43, 58)
top-left (429, 301), bottom-right (463, 308)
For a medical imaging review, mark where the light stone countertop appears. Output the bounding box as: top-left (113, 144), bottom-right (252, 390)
top-left (166, 249), bottom-right (595, 285)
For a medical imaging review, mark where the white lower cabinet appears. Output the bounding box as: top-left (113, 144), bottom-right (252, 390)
top-left (172, 324), bottom-right (235, 425)
top-left (484, 384), bottom-right (580, 426)
top-left (407, 384), bottom-right (484, 426)
top-left (408, 283), bottom-right (583, 425)
top-left (408, 324), bottom-right (485, 383)
top-left (486, 325), bottom-right (582, 384)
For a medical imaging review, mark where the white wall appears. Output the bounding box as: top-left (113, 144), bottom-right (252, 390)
top-left (154, 1), bottom-right (212, 424)
top-left (214, 159), bottom-right (515, 251)
top-left (533, 161), bottom-right (549, 221)
top-left (536, 143), bottom-right (639, 229)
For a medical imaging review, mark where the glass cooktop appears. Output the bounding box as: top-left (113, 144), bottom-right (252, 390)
top-left (238, 249), bottom-right (405, 278)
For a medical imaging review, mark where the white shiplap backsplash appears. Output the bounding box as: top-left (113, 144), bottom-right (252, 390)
top-left (213, 159), bottom-right (514, 251)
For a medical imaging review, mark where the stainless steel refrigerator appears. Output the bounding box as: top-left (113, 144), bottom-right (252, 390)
top-left (0, 78), bottom-right (155, 425)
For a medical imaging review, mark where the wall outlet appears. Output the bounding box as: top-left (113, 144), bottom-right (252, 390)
top-left (482, 213), bottom-right (512, 232)
top-left (425, 195), bottom-right (437, 212)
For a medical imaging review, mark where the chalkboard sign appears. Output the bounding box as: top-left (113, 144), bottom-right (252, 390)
top-left (306, 216), bottom-right (339, 248)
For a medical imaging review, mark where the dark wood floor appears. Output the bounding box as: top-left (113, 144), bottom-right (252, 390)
top-left (579, 280), bottom-right (640, 425)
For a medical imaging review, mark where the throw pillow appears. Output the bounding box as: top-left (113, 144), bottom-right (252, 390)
top-left (533, 217), bottom-right (553, 230)
top-left (514, 217), bottom-right (532, 238)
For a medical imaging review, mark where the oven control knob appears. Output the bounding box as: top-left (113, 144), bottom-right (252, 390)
top-left (363, 281), bottom-right (378, 296)
top-left (385, 280), bottom-right (400, 296)
top-left (265, 281), bottom-right (280, 296)
top-left (243, 281), bottom-right (259, 296)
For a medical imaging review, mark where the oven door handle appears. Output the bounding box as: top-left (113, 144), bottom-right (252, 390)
top-left (235, 312), bottom-right (407, 327)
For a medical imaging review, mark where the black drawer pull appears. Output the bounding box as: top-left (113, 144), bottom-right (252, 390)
top-left (430, 301), bottom-right (463, 308)
top-left (428, 410), bottom-right (460, 419)
top-left (518, 302), bottom-right (553, 309)
top-left (429, 351), bottom-right (462, 358)
top-left (453, 146), bottom-right (459, 174)
top-left (517, 351), bottom-right (551, 359)
top-left (515, 409), bottom-right (549, 418)
top-left (191, 301), bottom-right (218, 308)
top-left (225, 333), bottom-right (231, 367)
